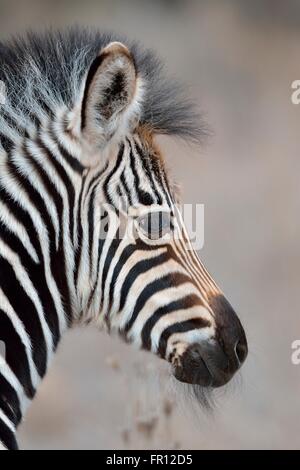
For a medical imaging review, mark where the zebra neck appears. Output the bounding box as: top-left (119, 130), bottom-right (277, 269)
top-left (0, 141), bottom-right (81, 449)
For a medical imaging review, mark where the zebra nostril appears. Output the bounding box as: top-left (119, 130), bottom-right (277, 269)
top-left (234, 339), bottom-right (248, 365)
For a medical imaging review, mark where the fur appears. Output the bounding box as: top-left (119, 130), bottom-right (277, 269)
top-left (0, 27), bottom-right (208, 149)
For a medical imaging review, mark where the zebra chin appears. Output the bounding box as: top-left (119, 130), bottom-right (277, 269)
top-left (171, 335), bottom-right (247, 389)
top-left (172, 342), bottom-right (230, 389)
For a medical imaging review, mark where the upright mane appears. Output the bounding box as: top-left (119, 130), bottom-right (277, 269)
top-left (0, 27), bottom-right (206, 151)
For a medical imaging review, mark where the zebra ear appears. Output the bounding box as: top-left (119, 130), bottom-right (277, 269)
top-left (80, 42), bottom-right (142, 147)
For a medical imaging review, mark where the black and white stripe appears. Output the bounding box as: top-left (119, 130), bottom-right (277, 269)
top-left (0, 29), bottom-right (247, 449)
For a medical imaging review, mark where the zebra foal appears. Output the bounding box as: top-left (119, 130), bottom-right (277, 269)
top-left (0, 29), bottom-right (248, 449)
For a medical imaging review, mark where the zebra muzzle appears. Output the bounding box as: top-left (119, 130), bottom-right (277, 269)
top-left (172, 337), bottom-right (246, 388)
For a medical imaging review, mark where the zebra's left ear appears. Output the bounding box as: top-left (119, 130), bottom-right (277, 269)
top-left (80, 42), bottom-right (142, 147)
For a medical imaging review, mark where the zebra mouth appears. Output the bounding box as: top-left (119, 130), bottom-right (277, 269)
top-left (173, 355), bottom-right (213, 387)
top-left (172, 342), bottom-right (232, 388)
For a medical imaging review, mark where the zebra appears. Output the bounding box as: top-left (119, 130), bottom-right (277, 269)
top-left (0, 29), bottom-right (248, 450)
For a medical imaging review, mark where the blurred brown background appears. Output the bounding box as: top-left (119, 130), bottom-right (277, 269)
top-left (0, 0), bottom-right (299, 449)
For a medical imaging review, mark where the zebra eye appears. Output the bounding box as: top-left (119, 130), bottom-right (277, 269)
top-left (137, 211), bottom-right (172, 240)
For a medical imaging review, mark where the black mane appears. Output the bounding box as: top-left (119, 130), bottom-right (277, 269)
top-left (0, 27), bottom-right (206, 143)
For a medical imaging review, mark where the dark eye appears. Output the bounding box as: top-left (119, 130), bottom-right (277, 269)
top-left (137, 211), bottom-right (173, 240)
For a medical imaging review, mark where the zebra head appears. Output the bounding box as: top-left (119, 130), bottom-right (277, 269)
top-left (74, 42), bottom-right (248, 389)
